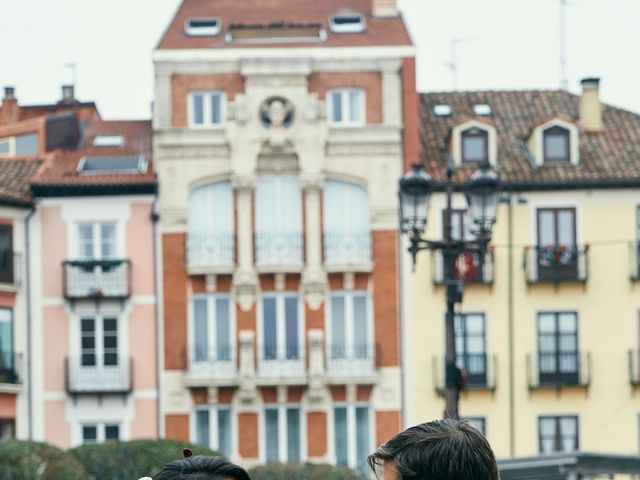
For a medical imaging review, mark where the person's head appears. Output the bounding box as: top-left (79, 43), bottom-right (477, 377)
top-left (368, 419), bottom-right (499, 480)
top-left (153, 455), bottom-right (251, 480)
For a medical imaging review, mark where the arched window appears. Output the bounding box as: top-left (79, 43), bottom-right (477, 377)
top-left (187, 181), bottom-right (234, 268)
top-left (461, 127), bottom-right (489, 163)
top-left (255, 175), bottom-right (303, 266)
top-left (543, 126), bottom-right (570, 162)
top-left (323, 180), bottom-right (371, 267)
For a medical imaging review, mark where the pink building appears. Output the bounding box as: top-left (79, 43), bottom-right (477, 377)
top-left (0, 85), bottom-right (160, 446)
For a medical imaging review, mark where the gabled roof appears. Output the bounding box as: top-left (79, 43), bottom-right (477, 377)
top-left (157, 0), bottom-right (412, 50)
top-left (31, 120), bottom-right (156, 197)
top-left (420, 90), bottom-right (640, 189)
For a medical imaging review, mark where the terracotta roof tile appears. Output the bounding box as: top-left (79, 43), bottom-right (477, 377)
top-left (31, 120), bottom-right (156, 191)
top-left (0, 158), bottom-right (42, 206)
top-left (157, 0), bottom-right (412, 49)
top-left (420, 90), bottom-right (640, 188)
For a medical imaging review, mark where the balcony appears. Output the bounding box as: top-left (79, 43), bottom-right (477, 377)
top-left (523, 245), bottom-right (589, 284)
top-left (526, 352), bottom-right (591, 391)
top-left (326, 342), bottom-right (377, 383)
top-left (323, 229), bottom-right (372, 272)
top-left (432, 354), bottom-right (497, 394)
top-left (185, 345), bottom-right (236, 387)
top-left (65, 356), bottom-right (132, 394)
top-left (257, 342), bottom-right (306, 384)
top-left (255, 230), bottom-right (303, 271)
top-left (0, 351), bottom-right (22, 388)
top-left (186, 233), bottom-right (235, 274)
top-left (432, 250), bottom-right (495, 285)
top-left (63, 259), bottom-right (131, 300)
top-left (630, 242), bottom-right (640, 281)
top-left (0, 253), bottom-right (21, 289)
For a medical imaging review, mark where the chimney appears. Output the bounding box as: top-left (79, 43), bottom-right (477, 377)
top-left (61, 84), bottom-right (75, 103)
top-left (579, 77), bottom-right (603, 131)
top-left (372, 0), bottom-right (398, 17)
top-left (0, 86), bottom-right (19, 124)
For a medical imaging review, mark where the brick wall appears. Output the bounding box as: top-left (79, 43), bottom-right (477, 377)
top-left (401, 57), bottom-right (420, 171)
top-left (308, 72), bottom-right (383, 124)
top-left (307, 412), bottom-right (328, 457)
top-left (165, 414), bottom-right (189, 442)
top-left (163, 233), bottom-right (187, 370)
top-left (373, 230), bottom-right (399, 367)
top-left (238, 413), bottom-right (259, 457)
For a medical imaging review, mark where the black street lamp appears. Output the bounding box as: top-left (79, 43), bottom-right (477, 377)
top-left (399, 162), bottom-right (499, 419)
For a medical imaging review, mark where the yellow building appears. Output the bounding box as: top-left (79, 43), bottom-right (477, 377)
top-left (402, 79), bottom-right (640, 459)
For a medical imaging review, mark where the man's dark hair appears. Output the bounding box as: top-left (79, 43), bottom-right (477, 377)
top-left (154, 455), bottom-right (252, 480)
top-left (368, 419), bottom-right (499, 480)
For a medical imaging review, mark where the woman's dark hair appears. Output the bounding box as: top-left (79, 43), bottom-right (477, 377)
top-left (154, 455), bottom-right (252, 480)
top-left (368, 419), bottom-right (499, 480)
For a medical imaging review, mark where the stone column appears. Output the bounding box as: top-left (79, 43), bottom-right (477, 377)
top-left (301, 175), bottom-right (326, 310)
top-left (380, 59), bottom-right (403, 127)
top-left (232, 175), bottom-right (258, 311)
top-left (238, 330), bottom-right (257, 403)
top-left (153, 63), bottom-right (173, 130)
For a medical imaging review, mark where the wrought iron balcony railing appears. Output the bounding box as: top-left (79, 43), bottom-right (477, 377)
top-left (65, 356), bottom-right (133, 394)
top-left (326, 342), bottom-right (376, 378)
top-left (257, 342), bottom-right (306, 380)
top-left (0, 253), bottom-right (21, 287)
top-left (187, 345), bottom-right (236, 382)
top-left (0, 351), bottom-right (22, 385)
top-left (432, 353), bottom-right (497, 393)
top-left (432, 249), bottom-right (495, 285)
top-left (523, 244), bottom-right (589, 284)
top-left (63, 259), bottom-right (131, 300)
top-left (323, 229), bottom-right (372, 270)
top-left (186, 232), bottom-right (235, 272)
top-left (255, 230), bottom-right (304, 268)
top-left (526, 351), bottom-right (591, 390)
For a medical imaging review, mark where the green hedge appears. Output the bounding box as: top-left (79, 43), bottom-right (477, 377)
top-left (249, 463), bottom-right (365, 480)
top-left (70, 439), bottom-right (220, 480)
top-left (0, 440), bottom-right (87, 480)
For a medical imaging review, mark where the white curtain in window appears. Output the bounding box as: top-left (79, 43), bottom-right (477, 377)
top-left (560, 417), bottom-right (577, 452)
top-left (539, 418), bottom-right (555, 453)
top-left (0, 309), bottom-right (12, 359)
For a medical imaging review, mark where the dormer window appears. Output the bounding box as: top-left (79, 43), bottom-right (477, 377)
top-left (461, 127), bottom-right (489, 164)
top-left (185, 18), bottom-right (221, 36)
top-left (543, 126), bottom-right (570, 162)
top-left (329, 14), bottom-right (366, 33)
top-left (433, 104), bottom-right (452, 117)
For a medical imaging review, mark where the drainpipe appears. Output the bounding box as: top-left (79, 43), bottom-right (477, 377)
top-left (24, 206), bottom-right (35, 440)
top-left (151, 198), bottom-right (163, 439)
top-left (507, 193), bottom-right (515, 456)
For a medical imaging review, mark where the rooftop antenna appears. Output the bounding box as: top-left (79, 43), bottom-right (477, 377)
top-left (444, 38), bottom-right (470, 91)
top-left (65, 62), bottom-right (77, 88)
top-left (559, 0), bottom-right (569, 90)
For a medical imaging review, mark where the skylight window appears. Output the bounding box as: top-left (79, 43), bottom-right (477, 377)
top-left (329, 14), bottom-right (366, 33)
top-left (228, 23), bottom-right (325, 43)
top-left (433, 104), bottom-right (452, 116)
top-left (473, 104), bottom-right (492, 116)
top-left (185, 18), bottom-right (221, 36)
top-left (93, 135), bottom-right (124, 147)
top-left (77, 156), bottom-right (147, 175)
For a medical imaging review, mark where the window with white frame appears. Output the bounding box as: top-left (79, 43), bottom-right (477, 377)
top-left (81, 316), bottom-right (119, 367)
top-left (264, 405), bottom-right (302, 463)
top-left (333, 404), bottom-right (371, 474)
top-left (461, 127), bottom-right (489, 163)
top-left (0, 309), bottom-right (13, 361)
top-left (82, 423), bottom-right (120, 444)
top-left (189, 91), bottom-right (226, 127)
top-left (543, 126), bottom-right (571, 163)
top-left (328, 89), bottom-right (365, 126)
top-left (78, 222), bottom-right (116, 259)
top-left (260, 294), bottom-right (302, 370)
top-left (0, 133), bottom-right (39, 157)
top-left (191, 295), bottom-right (233, 364)
top-left (466, 417), bottom-right (486, 436)
top-left (188, 181), bottom-right (234, 268)
top-left (538, 416), bottom-right (578, 454)
top-left (323, 180), bottom-right (371, 266)
top-left (193, 406), bottom-right (233, 457)
top-left (328, 292), bottom-right (372, 373)
top-left (255, 176), bottom-right (303, 266)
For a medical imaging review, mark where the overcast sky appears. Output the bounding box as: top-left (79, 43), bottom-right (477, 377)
top-left (1, 0), bottom-right (638, 119)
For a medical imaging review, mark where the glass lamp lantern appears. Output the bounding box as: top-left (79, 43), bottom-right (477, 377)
top-left (399, 165), bottom-right (434, 236)
top-left (466, 165), bottom-right (500, 237)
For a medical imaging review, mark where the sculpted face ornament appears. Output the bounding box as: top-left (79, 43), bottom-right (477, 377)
top-left (260, 96), bottom-right (294, 129)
